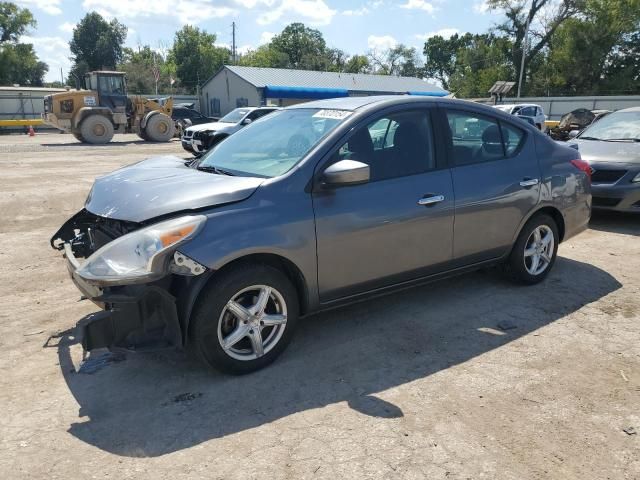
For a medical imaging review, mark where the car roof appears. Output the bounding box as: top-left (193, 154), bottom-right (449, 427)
top-left (285, 95), bottom-right (527, 123)
top-left (616, 106), bottom-right (640, 113)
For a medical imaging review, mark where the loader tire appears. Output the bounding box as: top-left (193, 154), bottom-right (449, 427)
top-left (136, 129), bottom-right (149, 141)
top-left (80, 115), bottom-right (114, 144)
top-left (145, 113), bottom-right (175, 142)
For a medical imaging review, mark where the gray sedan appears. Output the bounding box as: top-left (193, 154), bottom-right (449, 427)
top-left (52, 96), bottom-right (591, 374)
top-left (572, 107), bottom-right (640, 212)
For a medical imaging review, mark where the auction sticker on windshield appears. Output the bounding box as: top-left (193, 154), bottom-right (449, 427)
top-left (312, 109), bottom-right (352, 120)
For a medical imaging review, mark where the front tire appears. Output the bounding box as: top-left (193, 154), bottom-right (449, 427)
top-left (145, 113), bottom-right (175, 142)
top-left (80, 115), bottom-right (114, 144)
top-left (189, 264), bottom-right (299, 374)
top-left (506, 213), bottom-right (559, 284)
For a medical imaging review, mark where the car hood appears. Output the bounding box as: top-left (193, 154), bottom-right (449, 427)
top-left (85, 156), bottom-right (264, 222)
top-left (187, 121), bottom-right (236, 134)
top-left (574, 139), bottom-right (640, 165)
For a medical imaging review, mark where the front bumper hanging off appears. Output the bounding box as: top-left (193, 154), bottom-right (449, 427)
top-left (56, 215), bottom-right (183, 352)
top-left (77, 286), bottom-right (181, 351)
top-left (64, 243), bottom-right (182, 351)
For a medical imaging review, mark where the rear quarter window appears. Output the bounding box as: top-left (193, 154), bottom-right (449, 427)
top-left (501, 123), bottom-right (525, 156)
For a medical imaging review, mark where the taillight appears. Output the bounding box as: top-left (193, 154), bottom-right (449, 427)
top-left (570, 159), bottom-right (592, 181)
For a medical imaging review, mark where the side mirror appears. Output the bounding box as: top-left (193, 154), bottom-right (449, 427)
top-left (568, 129), bottom-right (580, 139)
top-left (322, 160), bottom-right (370, 187)
top-left (242, 118), bottom-right (252, 125)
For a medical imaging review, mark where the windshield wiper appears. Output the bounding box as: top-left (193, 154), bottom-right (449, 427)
top-left (196, 165), bottom-right (235, 176)
top-left (578, 136), bottom-right (601, 141)
top-left (601, 138), bottom-right (640, 142)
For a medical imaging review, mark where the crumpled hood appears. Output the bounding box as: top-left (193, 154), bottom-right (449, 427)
top-left (574, 139), bottom-right (640, 165)
top-left (85, 156), bottom-right (264, 222)
top-left (186, 121), bottom-right (236, 134)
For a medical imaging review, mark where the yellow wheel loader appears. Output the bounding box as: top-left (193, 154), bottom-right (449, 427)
top-left (42, 71), bottom-right (175, 144)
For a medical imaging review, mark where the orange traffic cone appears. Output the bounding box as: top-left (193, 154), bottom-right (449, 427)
top-left (28, 125), bottom-right (35, 137)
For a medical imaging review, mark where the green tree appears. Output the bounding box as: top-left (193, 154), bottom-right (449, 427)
top-left (423, 33), bottom-right (472, 90)
top-left (168, 25), bottom-right (229, 94)
top-left (448, 34), bottom-right (513, 97)
top-left (369, 44), bottom-right (423, 77)
top-left (0, 2), bottom-right (47, 86)
top-left (533, 0), bottom-right (640, 95)
top-left (344, 54), bottom-right (370, 74)
top-left (270, 22), bottom-right (327, 69)
top-left (238, 44), bottom-right (289, 68)
top-left (118, 46), bottom-right (173, 94)
top-left (487, 0), bottom-right (583, 94)
top-left (69, 12), bottom-right (127, 81)
top-left (0, 1), bottom-right (33, 42)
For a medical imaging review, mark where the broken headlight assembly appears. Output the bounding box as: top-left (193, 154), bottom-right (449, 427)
top-left (75, 215), bottom-right (206, 285)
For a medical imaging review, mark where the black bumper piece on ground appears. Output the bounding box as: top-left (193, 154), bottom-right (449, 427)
top-left (78, 286), bottom-right (182, 352)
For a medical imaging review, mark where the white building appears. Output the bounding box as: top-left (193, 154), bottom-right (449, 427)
top-left (199, 65), bottom-right (449, 117)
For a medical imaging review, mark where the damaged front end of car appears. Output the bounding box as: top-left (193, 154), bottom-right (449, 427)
top-left (51, 209), bottom-right (209, 353)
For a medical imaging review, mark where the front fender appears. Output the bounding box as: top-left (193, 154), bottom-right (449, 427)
top-left (177, 189), bottom-right (319, 310)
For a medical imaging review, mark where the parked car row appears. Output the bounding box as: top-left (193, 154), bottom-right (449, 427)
top-left (52, 96), bottom-right (593, 374)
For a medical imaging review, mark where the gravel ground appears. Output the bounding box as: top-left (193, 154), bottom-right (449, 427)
top-left (0, 133), bottom-right (638, 480)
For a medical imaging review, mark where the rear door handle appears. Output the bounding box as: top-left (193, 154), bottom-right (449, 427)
top-left (418, 194), bottom-right (445, 206)
top-left (520, 178), bottom-right (539, 187)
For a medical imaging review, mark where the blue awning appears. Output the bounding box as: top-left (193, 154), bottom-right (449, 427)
top-left (264, 85), bottom-right (349, 99)
top-left (407, 90), bottom-right (449, 97)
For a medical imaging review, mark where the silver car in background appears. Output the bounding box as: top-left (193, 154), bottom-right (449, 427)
top-left (572, 107), bottom-right (640, 212)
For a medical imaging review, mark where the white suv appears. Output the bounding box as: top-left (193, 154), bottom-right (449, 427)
top-left (494, 104), bottom-right (546, 131)
top-left (182, 107), bottom-right (279, 155)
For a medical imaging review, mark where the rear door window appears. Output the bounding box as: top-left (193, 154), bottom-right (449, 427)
top-left (446, 111), bottom-right (504, 165)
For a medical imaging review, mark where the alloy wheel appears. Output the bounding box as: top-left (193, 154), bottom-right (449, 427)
top-left (524, 225), bottom-right (554, 276)
top-left (217, 285), bottom-right (288, 361)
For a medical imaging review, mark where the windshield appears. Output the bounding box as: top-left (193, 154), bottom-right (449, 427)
top-left (579, 111), bottom-right (640, 141)
top-left (198, 108), bottom-right (351, 178)
top-left (219, 108), bottom-right (251, 124)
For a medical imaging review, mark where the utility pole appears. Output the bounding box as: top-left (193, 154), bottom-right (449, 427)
top-left (517, 2), bottom-right (533, 98)
top-left (232, 21), bottom-right (237, 64)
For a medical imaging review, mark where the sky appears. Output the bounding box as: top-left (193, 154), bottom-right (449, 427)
top-left (17, 0), bottom-right (501, 83)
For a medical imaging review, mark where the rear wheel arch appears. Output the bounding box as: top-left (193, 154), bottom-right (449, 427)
top-left (534, 206), bottom-right (565, 242)
top-left (512, 206), bottom-right (565, 247)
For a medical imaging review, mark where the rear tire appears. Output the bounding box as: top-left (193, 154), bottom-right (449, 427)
top-left (506, 213), bottom-right (559, 284)
top-left (189, 264), bottom-right (299, 375)
top-left (145, 113), bottom-right (175, 142)
top-left (79, 115), bottom-right (114, 144)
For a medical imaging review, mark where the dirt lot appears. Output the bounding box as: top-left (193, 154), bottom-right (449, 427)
top-left (0, 133), bottom-right (638, 479)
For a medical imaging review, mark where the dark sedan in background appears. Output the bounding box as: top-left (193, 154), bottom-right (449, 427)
top-left (572, 107), bottom-right (640, 212)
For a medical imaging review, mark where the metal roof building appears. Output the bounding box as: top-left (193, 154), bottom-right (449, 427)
top-left (200, 65), bottom-right (448, 117)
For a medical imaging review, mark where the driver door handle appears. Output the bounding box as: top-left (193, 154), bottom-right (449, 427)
top-left (418, 194), bottom-right (445, 206)
top-left (520, 178), bottom-right (539, 187)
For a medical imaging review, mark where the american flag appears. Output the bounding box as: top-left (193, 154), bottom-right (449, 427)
top-left (152, 66), bottom-right (160, 82)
